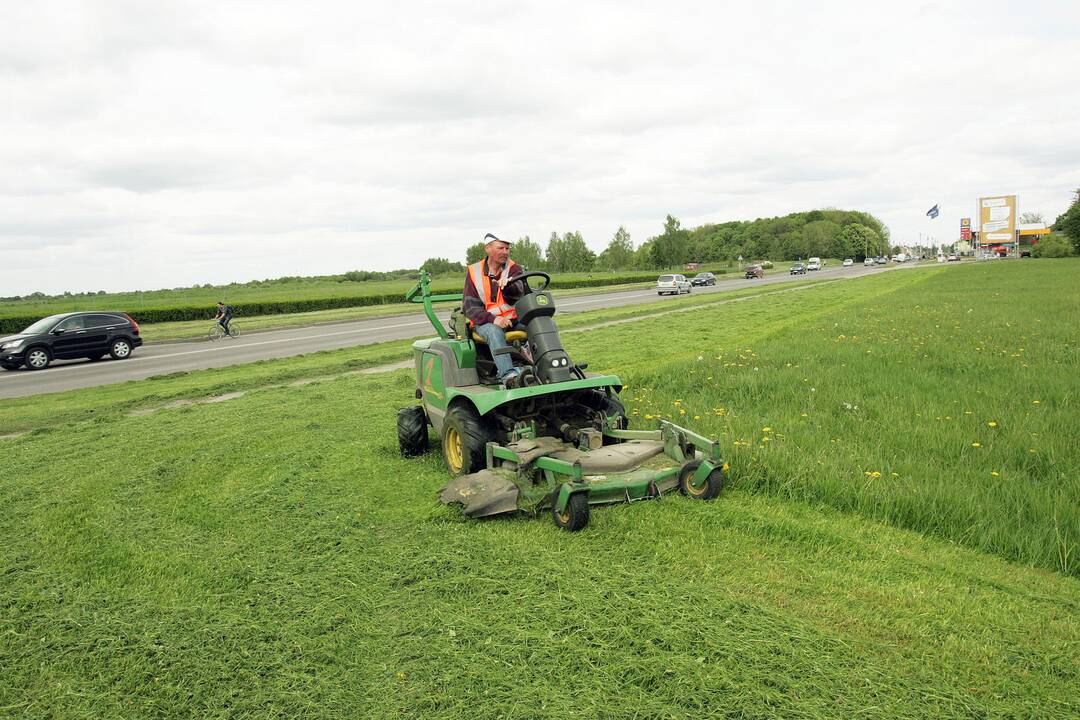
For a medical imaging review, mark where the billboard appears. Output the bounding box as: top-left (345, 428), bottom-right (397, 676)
top-left (960, 217), bottom-right (971, 241)
top-left (978, 195), bottom-right (1017, 246)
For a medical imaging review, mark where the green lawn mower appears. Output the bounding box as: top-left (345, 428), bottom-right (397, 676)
top-left (397, 270), bottom-right (728, 531)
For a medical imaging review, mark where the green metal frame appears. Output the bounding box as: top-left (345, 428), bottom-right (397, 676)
top-left (405, 270), bottom-right (462, 340)
top-left (482, 418), bottom-right (727, 515)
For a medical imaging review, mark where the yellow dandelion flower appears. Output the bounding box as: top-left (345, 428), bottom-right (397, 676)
top-left (1032, 400), bottom-right (1041, 405)
top-left (971, 442), bottom-right (982, 448)
top-left (987, 421), bottom-right (997, 428)
top-left (693, 415), bottom-right (700, 420)
top-left (761, 426), bottom-right (771, 432)
top-left (991, 471), bottom-right (1000, 477)
top-left (679, 409), bottom-right (686, 416)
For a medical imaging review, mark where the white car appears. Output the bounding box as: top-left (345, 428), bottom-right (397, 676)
top-left (842, 258), bottom-right (853, 267)
top-left (806, 259), bottom-right (821, 271)
top-left (864, 258), bottom-right (875, 267)
top-left (657, 274), bottom-right (691, 295)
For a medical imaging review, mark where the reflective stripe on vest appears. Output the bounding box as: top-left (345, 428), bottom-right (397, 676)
top-left (468, 260), bottom-right (517, 320)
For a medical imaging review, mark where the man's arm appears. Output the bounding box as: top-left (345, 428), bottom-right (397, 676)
top-left (500, 262), bottom-right (526, 305)
top-left (463, 273), bottom-right (495, 326)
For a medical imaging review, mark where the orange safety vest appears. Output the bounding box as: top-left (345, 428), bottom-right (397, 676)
top-left (468, 259), bottom-right (518, 321)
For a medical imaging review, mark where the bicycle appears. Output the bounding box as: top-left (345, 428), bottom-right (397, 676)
top-left (208, 321), bottom-right (242, 341)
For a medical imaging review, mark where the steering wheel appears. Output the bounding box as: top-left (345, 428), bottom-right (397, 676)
top-left (504, 271), bottom-right (550, 294)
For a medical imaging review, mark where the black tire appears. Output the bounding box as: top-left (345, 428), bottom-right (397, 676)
top-left (678, 460), bottom-right (724, 500)
top-left (109, 338), bottom-right (133, 360)
top-left (397, 406), bottom-right (429, 457)
top-left (552, 490), bottom-right (589, 531)
top-left (441, 403), bottom-right (494, 476)
top-left (25, 346), bottom-right (50, 371)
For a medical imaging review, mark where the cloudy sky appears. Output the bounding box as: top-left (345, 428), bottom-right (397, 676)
top-left (2, 1), bottom-right (1077, 295)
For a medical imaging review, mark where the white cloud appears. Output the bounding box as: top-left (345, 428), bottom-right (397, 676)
top-left (1, 0), bottom-right (1078, 294)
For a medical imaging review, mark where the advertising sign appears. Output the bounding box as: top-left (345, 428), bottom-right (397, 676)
top-left (978, 195), bottom-right (1017, 246)
top-left (960, 217), bottom-right (971, 241)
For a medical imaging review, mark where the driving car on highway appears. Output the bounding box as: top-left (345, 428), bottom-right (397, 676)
top-left (864, 257), bottom-right (875, 267)
top-left (842, 258), bottom-right (853, 267)
top-left (656, 274), bottom-right (692, 295)
top-left (744, 265), bottom-right (764, 279)
top-left (0, 312), bottom-right (142, 371)
top-left (789, 263), bottom-right (806, 275)
top-left (690, 272), bottom-right (716, 287)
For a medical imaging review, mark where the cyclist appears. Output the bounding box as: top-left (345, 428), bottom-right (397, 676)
top-left (213, 301), bottom-right (235, 336)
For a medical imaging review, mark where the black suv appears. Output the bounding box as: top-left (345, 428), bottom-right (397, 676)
top-left (0, 312), bottom-right (142, 371)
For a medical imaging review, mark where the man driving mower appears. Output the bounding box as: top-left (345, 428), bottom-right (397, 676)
top-left (464, 233), bottom-right (529, 388)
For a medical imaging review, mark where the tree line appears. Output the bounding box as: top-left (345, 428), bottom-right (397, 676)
top-left (434, 208), bottom-right (892, 275)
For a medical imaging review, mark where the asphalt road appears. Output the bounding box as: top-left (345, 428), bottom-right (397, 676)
top-left (0, 263), bottom-right (907, 399)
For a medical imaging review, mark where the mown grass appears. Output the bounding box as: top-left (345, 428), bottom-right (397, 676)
top-left (2, 259), bottom-right (1078, 717)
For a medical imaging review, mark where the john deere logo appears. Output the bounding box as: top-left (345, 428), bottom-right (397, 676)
top-left (537, 295), bottom-right (549, 305)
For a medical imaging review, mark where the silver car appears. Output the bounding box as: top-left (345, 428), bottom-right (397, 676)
top-left (657, 274), bottom-right (692, 295)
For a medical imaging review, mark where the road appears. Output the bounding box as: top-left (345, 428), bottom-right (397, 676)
top-left (0, 263), bottom-right (907, 399)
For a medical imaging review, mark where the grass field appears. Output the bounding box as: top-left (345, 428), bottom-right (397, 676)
top-left (2, 259), bottom-right (1078, 717)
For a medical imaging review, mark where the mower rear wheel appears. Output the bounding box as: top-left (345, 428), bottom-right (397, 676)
top-left (397, 406), bottom-right (429, 457)
top-left (441, 404), bottom-right (494, 475)
top-left (678, 460), bottom-right (724, 500)
top-left (552, 491), bottom-right (589, 531)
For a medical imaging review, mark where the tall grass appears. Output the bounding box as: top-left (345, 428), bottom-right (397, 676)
top-left (597, 259), bottom-right (1080, 575)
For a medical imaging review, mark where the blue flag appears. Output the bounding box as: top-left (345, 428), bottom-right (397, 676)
top-left (926, 204), bottom-right (940, 219)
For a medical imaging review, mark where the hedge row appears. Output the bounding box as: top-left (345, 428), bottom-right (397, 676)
top-left (0, 269), bottom-right (730, 333)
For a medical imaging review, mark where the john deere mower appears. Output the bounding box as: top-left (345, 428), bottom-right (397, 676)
top-left (397, 270), bottom-right (727, 531)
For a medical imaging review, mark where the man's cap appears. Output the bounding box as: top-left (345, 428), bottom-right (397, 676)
top-left (484, 232), bottom-right (511, 247)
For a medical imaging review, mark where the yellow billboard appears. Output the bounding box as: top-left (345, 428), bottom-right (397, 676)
top-left (978, 195), bottom-right (1017, 246)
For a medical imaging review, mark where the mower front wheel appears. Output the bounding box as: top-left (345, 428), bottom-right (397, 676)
top-left (441, 404), bottom-right (494, 475)
top-left (552, 490), bottom-right (589, 531)
top-left (397, 406), bottom-right (429, 457)
top-left (678, 460), bottom-right (724, 500)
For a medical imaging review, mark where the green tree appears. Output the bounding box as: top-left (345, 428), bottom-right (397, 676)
top-left (649, 215), bottom-right (690, 268)
top-left (465, 242), bottom-right (486, 265)
top-left (545, 232), bottom-right (567, 271)
top-left (834, 224), bottom-right (880, 260)
top-left (1053, 189), bottom-right (1080, 254)
top-left (561, 231), bottom-right (596, 272)
top-left (803, 220), bottom-right (841, 258)
top-left (420, 257), bottom-right (465, 276)
top-left (1031, 235), bottom-right (1074, 258)
top-left (511, 235), bottom-right (544, 270)
top-left (597, 226), bottom-right (634, 270)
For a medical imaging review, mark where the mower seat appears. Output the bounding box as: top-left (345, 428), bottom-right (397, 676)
top-left (471, 329), bottom-right (528, 343)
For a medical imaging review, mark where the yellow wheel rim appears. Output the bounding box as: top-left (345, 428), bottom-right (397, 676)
top-left (444, 426), bottom-right (464, 473)
top-left (685, 467), bottom-right (708, 497)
